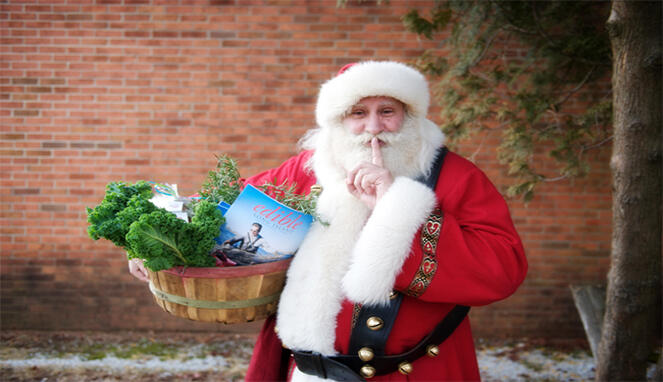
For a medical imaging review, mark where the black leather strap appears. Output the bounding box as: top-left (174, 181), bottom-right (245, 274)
top-left (345, 146), bottom-right (449, 358)
top-left (293, 351), bottom-right (363, 381)
top-left (417, 146), bottom-right (448, 190)
top-left (347, 293), bottom-right (403, 356)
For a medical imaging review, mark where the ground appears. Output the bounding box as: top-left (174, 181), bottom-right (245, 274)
top-left (0, 330), bottom-right (656, 381)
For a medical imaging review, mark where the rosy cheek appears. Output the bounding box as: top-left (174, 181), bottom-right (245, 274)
top-left (387, 116), bottom-right (404, 132)
top-left (383, 122), bottom-right (398, 133)
top-left (345, 120), bottom-right (364, 135)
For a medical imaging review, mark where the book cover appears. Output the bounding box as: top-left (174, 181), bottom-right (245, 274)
top-left (214, 184), bottom-right (313, 265)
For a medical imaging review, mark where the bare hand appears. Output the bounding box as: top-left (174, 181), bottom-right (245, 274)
top-left (128, 258), bottom-right (150, 282)
top-left (346, 137), bottom-right (394, 209)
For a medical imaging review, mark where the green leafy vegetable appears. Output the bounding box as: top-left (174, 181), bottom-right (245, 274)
top-left (126, 201), bottom-right (224, 271)
top-left (86, 181), bottom-right (158, 252)
top-left (87, 181), bottom-right (225, 271)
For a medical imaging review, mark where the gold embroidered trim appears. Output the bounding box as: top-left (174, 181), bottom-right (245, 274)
top-left (351, 303), bottom-right (363, 329)
top-left (406, 207), bottom-right (443, 297)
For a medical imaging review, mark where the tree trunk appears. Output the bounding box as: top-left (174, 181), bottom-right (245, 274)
top-left (598, 1), bottom-right (662, 381)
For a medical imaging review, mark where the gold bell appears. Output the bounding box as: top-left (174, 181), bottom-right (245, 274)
top-left (360, 365), bottom-right (376, 379)
top-left (358, 347), bottom-right (374, 362)
top-left (426, 344), bottom-right (440, 357)
top-left (398, 361), bottom-right (413, 375)
top-left (389, 290), bottom-right (399, 299)
top-left (366, 316), bottom-right (384, 331)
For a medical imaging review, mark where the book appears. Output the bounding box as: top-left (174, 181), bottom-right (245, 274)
top-left (214, 184), bottom-right (313, 265)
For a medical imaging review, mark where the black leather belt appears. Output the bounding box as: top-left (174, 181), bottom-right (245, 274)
top-left (291, 304), bottom-right (469, 381)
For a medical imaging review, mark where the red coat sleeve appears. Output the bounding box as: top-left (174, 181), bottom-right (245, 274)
top-left (394, 152), bottom-right (527, 306)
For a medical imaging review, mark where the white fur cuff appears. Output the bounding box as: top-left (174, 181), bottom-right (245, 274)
top-left (342, 177), bottom-right (437, 305)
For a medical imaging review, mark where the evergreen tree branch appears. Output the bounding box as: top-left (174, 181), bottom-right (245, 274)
top-left (405, 0), bottom-right (612, 199)
top-left (553, 66), bottom-right (598, 109)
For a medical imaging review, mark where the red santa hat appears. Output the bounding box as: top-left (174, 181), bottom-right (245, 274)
top-left (315, 61), bottom-right (431, 128)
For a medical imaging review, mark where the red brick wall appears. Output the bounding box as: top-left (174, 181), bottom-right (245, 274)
top-left (1, 0), bottom-right (611, 341)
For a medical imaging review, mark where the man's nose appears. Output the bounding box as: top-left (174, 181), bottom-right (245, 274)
top-left (365, 113), bottom-right (383, 135)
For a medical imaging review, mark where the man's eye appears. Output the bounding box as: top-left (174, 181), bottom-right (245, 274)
top-left (351, 110), bottom-right (365, 117)
top-left (381, 108), bottom-right (394, 115)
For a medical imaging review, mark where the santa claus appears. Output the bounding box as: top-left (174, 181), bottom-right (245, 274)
top-left (128, 61), bottom-right (527, 381)
top-left (241, 61), bottom-right (529, 381)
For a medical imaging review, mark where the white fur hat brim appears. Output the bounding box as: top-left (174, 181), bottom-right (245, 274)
top-left (315, 61), bottom-right (430, 128)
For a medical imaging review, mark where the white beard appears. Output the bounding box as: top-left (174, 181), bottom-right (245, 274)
top-left (328, 115), bottom-right (425, 180)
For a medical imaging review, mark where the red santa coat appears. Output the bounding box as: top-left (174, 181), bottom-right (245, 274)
top-left (245, 149), bottom-right (527, 381)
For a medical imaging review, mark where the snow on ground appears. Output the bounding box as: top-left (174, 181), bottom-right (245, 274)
top-left (1, 353), bottom-right (227, 373)
top-left (477, 346), bottom-right (596, 381)
top-left (1, 351), bottom-right (597, 380)
top-left (0, 332), bottom-right (657, 381)
top-left (1, 341), bottom-right (597, 381)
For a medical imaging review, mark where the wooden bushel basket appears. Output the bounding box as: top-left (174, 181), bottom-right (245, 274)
top-left (146, 259), bottom-right (291, 324)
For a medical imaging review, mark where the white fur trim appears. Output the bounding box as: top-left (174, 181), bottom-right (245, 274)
top-left (342, 177), bottom-right (437, 306)
top-left (316, 61), bottom-right (430, 128)
top-left (276, 186), bottom-right (370, 355)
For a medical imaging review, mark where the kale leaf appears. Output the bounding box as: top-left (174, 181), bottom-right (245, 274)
top-left (126, 200), bottom-right (224, 271)
top-left (87, 181), bottom-right (225, 271)
top-left (86, 181), bottom-right (158, 252)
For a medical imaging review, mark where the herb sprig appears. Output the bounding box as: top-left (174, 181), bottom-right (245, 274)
top-left (259, 180), bottom-right (324, 223)
top-left (198, 155), bottom-right (243, 205)
top-left (199, 154), bottom-right (324, 222)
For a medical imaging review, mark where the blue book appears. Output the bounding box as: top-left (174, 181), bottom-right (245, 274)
top-left (214, 185), bottom-right (313, 265)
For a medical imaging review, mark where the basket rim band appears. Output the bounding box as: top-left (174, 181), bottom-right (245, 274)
top-left (148, 281), bottom-right (280, 309)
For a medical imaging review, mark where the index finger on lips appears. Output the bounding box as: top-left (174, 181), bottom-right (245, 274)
top-left (371, 137), bottom-right (384, 167)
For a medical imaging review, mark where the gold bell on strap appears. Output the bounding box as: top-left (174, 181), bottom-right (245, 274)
top-left (366, 316), bottom-right (384, 331)
top-left (426, 344), bottom-right (440, 357)
top-left (398, 361), bottom-right (413, 375)
top-left (358, 347), bottom-right (375, 362)
top-left (360, 365), bottom-right (376, 379)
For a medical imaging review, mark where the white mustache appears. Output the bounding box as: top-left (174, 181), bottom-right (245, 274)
top-left (348, 131), bottom-right (403, 147)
